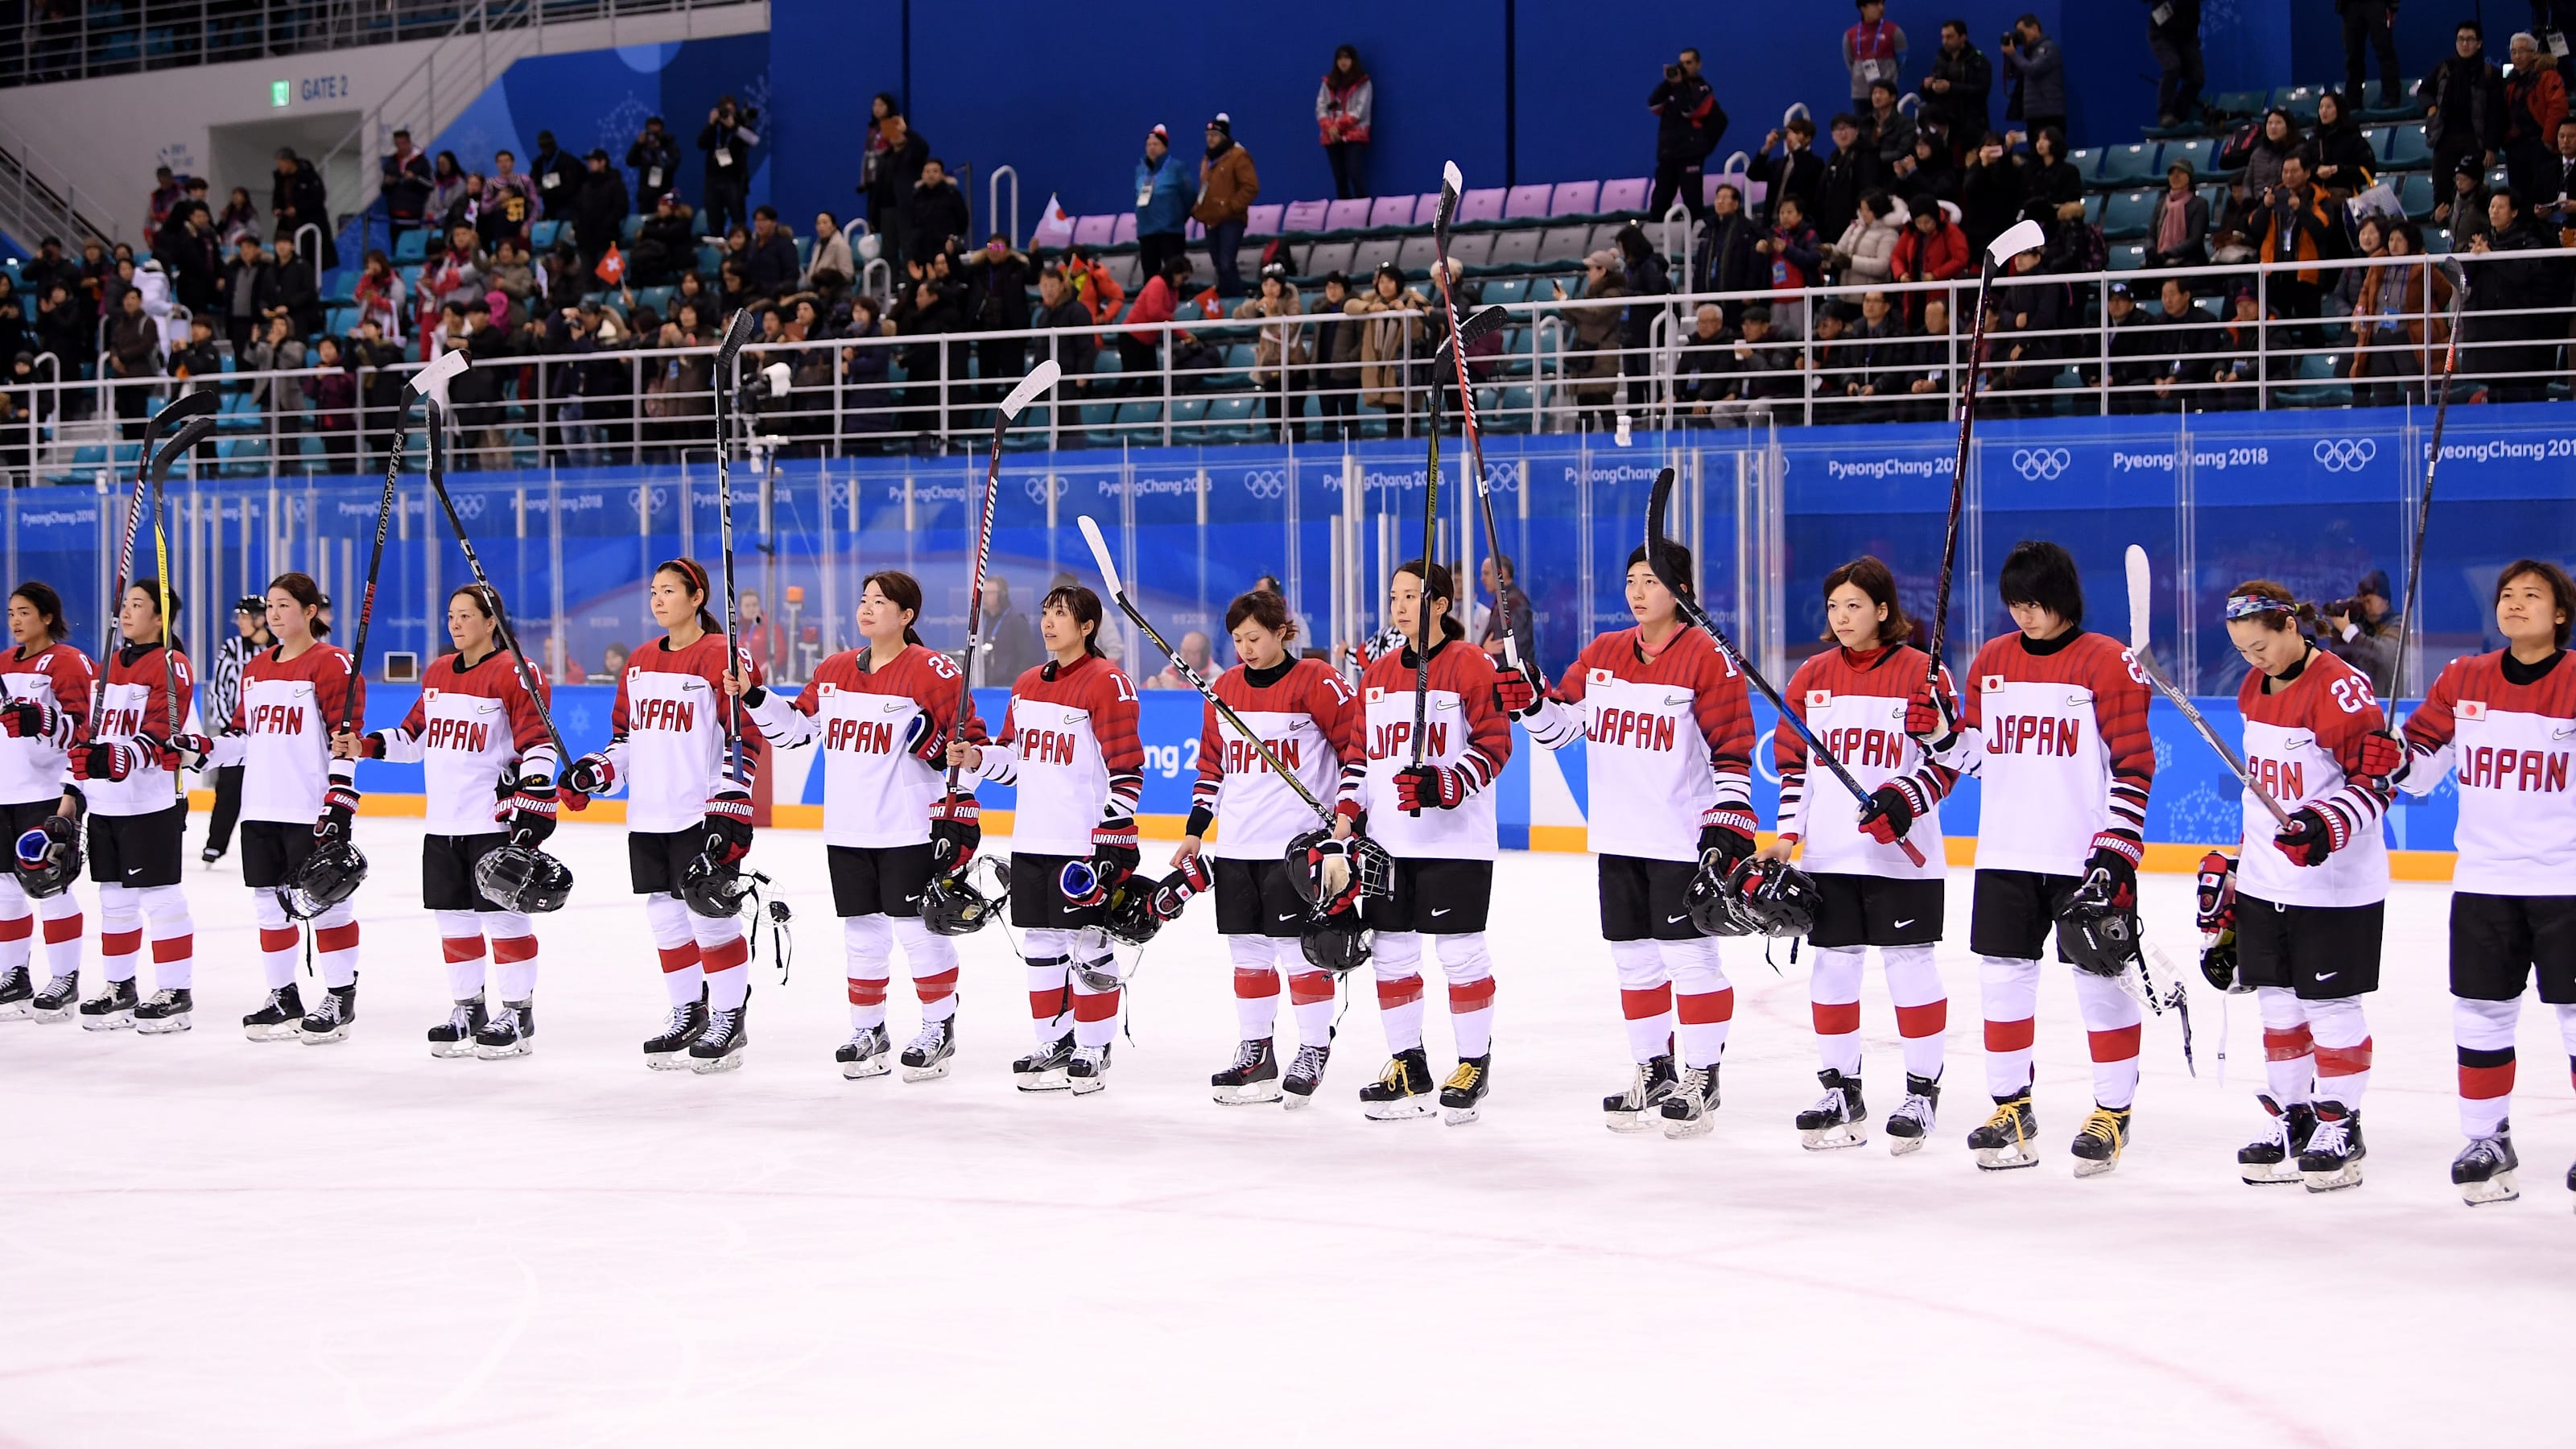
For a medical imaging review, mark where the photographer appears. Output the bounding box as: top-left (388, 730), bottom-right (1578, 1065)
top-left (1648, 47), bottom-right (1725, 224)
top-left (1998, 14), bottom-right (2066, 138)
top-left (626, 117), bottom-right (681, 215)
top-left (700, 95), bottom-right (762, 241)
top-left (2316, 568), bottom-right (2400, 696)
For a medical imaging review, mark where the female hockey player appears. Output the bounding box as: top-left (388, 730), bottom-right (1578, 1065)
top-left (0, 581), bottom-right (94, 1025)
top-left (2204, 580), bottom-right (2396, 1192)
top-left (333, 584), bottom-right (556, 1059)
top-left (1759, 557), bottom-right (1957, 1154)
top-left (564, 559), bottom-right (765, 1073)
top-left (1176, 588), bottom-right (1366, 1108)
top-left (1347, 559), bottom-right (1511, 1125)
top-left (947, 582), bottom-right (1144, 1095)
top-left (2392, 559), bottom-right (2576, 1205)
top-left (71, 580), bottom-right (198, 1033)
top-left (221, 572), bottom-right (365, 1042)
top-left (738, 570), bottom-right (979, 1082)
top-left (1496, 540), bottom-right (1753, 1137)
top-left (1906, 541), bottom-right (2157, 1176)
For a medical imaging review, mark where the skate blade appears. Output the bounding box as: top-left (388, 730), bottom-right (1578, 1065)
top-left (1213, 1081), bottom-right (1283, 1105)
top-left (298, 1025), bottom-right (352, 1045)
top-left (1604, 1108), bottom-right (1655, 1133)
top-left (840, 1058), bottom-right (893, 1080)
top-left (243, 1022), bottom-right (301, 1042)
top-left (1441, 1104), bottom-right (1481, 1126)
top-left (428, 1041), bottom-right (478, 1059)
top-left (1067, 1075), bottom-right (1108, 1096)
top-left (1887, 1132), bottom-right (1926, 1157)
top-left (80, 1011), bottom-right (137, 1032)
top-left (136, 1015), bottom-right (191, 1034)
top-left (2458, 1171), bottom-right (2519, 1206)
top-left (28, 1006), bottom-right (73, 1024)
top-left (1015, 1070), bottom-right (1070, 1092)
top-left (2239, 1161), bottom-right (2301, 1185)
top-left (2301, 1164), bottom-right (2363, 1192)
top-left (689, 1051), bottom-right (746, 1075)
top-left (900, 1059), bottom-right (953, 1082)
top-left (1363, 1096), bottom-right (1436, 1121)
top-left (644, 1051), bottom-right (696, 1071)
top-left (1800, 1125), bottom-right (1869, 1151)
top-left (1282, 1089), bottom-right (1317, 1111)
top-left (473, 1041), bottom-right (530, 1059)
top-left (1973, 1146), bottom-right (2037, 1171)
top-left (2072, 1155), bottom-right (2122, 1179)
top-left (0, 1003), bottom-right (28, 1022)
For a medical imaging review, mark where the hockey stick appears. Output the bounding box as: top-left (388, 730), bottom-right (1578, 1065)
top-left (712, 307), bottom-right (759, 784)
top-left (1922, 216), bottom-right (2047, 704)
top-left (421, 394), bottom-right (586, 810)
top-left (2124, 543), bottom-right (2291, 828)
top-left (336, 351), bottom-right (468, 737)
top-left (939, 357), bottom-right (1062, 799)
top-left (144, 415), bottom-right (217, 792)
top-left (1430, 161), bottom-right (1527, 675)
top-left (2384, 258), bottom-right (2469, 714)
top-left (1648, 468), bottom-right (1925, 866)
top-left (1077, 514), bottom-right (1334, 825)
top-left (91, 390), bottom-right (218, 747)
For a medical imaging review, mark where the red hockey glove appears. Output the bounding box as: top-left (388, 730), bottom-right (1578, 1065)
top-left (0, 699), bottom-right (57, 740)
top-left (72, 742), bottom-right (135, 782)
top-left (702, 788), bottom-right (754, 868)
top-left (928, 791), bottom-right (981, 875)
top-left (1903, 686), bottom-right (1959, 752)
top-left (2194, 850), bottom-right (2235, 934)
top-left (2355, 729), bottom-right (2406, 786)
top-left (1393, 762), bottom-right (1469, 812)
top-left (2271, 806), bottom-right (2347, 869)
top-left (1857, 778), bottom-right (1929, 847)
top-left (1492, 662), bottom-right (1544, 719)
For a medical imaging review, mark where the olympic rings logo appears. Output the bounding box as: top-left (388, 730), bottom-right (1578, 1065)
top-left (2312, 439), bottom-right (2377, 473)
top-left (2010, 448), bottom-right (2072, 481)
top-left (1241, 469), bottom-right (1286, 500)
top-left (1022, 475), bottom-right (1067, 503)
top-left (452, 493), bottom-right (485, 521)
top-left (625, 485), bottom-right (668, 514)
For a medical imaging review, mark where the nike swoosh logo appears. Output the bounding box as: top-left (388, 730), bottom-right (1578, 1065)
top-left (1893, 918), bottom-right (1914, 928)
top-left (1430, 907), bottom-right (1452, 917)
top-left (1278, 912), bottom-right (1302, 923)
top-left (1666, 914), bottom-right (1689, 925)
top-left (2315, 971), bottom-right (2338, 981)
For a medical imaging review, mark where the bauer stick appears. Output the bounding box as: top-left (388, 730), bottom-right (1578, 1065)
top-left (1647, 468), bottom-right (1926, 866)
top-left (2123, 543), bottom-right (2290, 828)
top-left (940, 357), bottom-right (1062, 798)
top-left (1922, 217), bottom-right (2047, 704)
top-left (711, 307), bottom-right (759, 784)
top-left (336, 351), bottom-right (469, 739)
top-left (2384, 258), bottom-right (2469, 714)
top-left (420, 391), bottom-right (585, 810)
top-left (91, 390), bottom-right (217, 745)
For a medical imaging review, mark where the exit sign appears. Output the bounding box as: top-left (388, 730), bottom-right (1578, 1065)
top-left (270, 79), bottom-right (289, 106)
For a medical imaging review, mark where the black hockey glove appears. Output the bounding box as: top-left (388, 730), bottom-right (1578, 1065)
top-left (315, 782), bottom-right (360, 847)
top-left (1697, 805), bottom-right (1757, 873)
top-left (2271, 806), bottom-right (2347, 869)
top-left (495, 774), bottom-right (559, 846)
top-left (703, 788), bottom-right (754, 869)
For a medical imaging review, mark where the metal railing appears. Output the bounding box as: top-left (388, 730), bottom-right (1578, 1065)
top-left (0, 114), bottom-right (115, 248)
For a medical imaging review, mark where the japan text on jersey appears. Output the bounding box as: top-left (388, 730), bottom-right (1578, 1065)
top-left (2401, 650), bottom-right (2576, 896)
top-left (2236, 648), bottom-right (2389, 910)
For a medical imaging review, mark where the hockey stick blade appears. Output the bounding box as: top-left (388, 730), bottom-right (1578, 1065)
top-left (1987, 217), bottom-right (2047, 266)
top-left (1001, 358), bottom-right (1063, 420)
top-left (1442, 160), bottom-right (1463, 201)
top-left (2124, 544), bottom-right (2153, 654)
top-left (1430, 304), bottom-right (1512, 370)
top-left (1075, 514), bottom-right (1123, 598)
top-left (715, 304), bottom-right (758, 363)
top-left (149, 416), bottom-right (218, 478)
top-left (145, 388), bottom-right (219, 440)
top-left (405, 349), bottom-right (471, 402)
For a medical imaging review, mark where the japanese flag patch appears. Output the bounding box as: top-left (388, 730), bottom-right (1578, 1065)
top-left (1364, 687), bottom-right (1385, 704)
top-left (1806, 690), bottom-right (1833, 708)
top-left (2458, 700), bottom-right (2487, 720)
top-left (1982, 675), bottom-right (2005, 694)
top-left (1589, 667), bottom-right (1616, 687)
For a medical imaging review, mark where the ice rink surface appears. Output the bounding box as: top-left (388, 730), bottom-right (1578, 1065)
top-left (5, 817), bottom-right (2571, 1448)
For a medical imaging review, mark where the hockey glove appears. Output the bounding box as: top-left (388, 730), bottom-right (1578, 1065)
top-left (72, 741), bottom-right (135, 782)
top-left (2271, 806), bottom-right (2347, 869)
top-left (2356, 728), bottom-right (2407, 787)
top-left (2084, 830), bottom-right (2144, 895)
top-left (1698, 805), bottom-right (1758, 873)
top-left (1856, 778), bottom-right (1928, 848)
top-left (702, 789), bottom-right (755, 869)
top-left (315, 782), bottom-right (361, 847)
top-left (495, 775), bottom-right (559, 846)
top-left (1902, 685), bottom-right (1960, 753)
top-left (1149, 854), bottom-right (1215, 922)
top-left (2194, 851), bottom-right (2236, 934)
top-left (902, 712), bottom-right (950, 767)
top-left (165, 733), bottom-right (213, 772)
top-left (1393, 762), bottom-right (1470, 813)
top-left (563, 752), bottom-right (617, 796)
top-left (1060, 815), bottom-right (1141, 909)
top-left (14, 812), bottom-right (74, 869)
top-left (1491, 662), bottom-right (1545, 719)
top-left (928, 791), bottom-right (981, 874)
top-left (0, 698), bottom-right (57, 740)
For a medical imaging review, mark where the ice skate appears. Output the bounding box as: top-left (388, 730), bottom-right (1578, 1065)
top-left (899, 1018), bottom-right (956, 1081)
top-left (2237, 1094), bottom-right (2316, 1185)
top-left (687, 998), bottom-right (749, 1073)
top-left (134, 987), bottom-right (192, 1034)
top-left (643, 997), bottom-right (708, 1069)
top-left (427, 995), bottom-right (488, 1059)
top-left (836, 1023), bottom-right (893, 1079)
top-left (2070, 1104), bottom-right (2132, 1178)
top-left (1212, 1038), bottom-right (1282, 1104)
top-left (1439, 1054), bottom-right (1491, 1125)
top-left (77, 977), bottom-right (138, 1031)
top-left (1281, 1041), bottom-right (1331, 1108)
top-left (1967, 1092), bottom-right (2038, 1170)
top-left (0, 964), bottom-right (29, 1021)
top-left (298, 981), bottom-right (357, 1044)
top-left (474, 1001), bottom-right (534, 1059)
top-left (29, 972), bottom-right (78, 1023)
top-left (1885, 1074), bottom-right (1939, 1156)
top-left (2451, 1129), bottom-right (2519, 1206)
top-left (1794, 1069), bottom-right (1868, 1150)
top-left (242, 983), bottom-right (304, 1042)
top-left (2297, 1103), bottom-right (2365, 1191)
top-left (1013, 1031), bottom-right (1075, 1091)
top-left (1659, 1063), bottom-right (1721, 1139)
top-left (1603, 1054), bottom-right (1676, 1133)
top-left (1359, 1046), bottom-right (1436, 1121)
top-left (1067, 1042), bottom-right (1112, 1095)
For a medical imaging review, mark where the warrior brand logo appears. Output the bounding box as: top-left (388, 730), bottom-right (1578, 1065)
top-left (421, 716), bottom-right (493, 753)
top-left (2312, 438), bottom-right (2378, 473)
top-left (1818, 726), bottom-right (1911, 769)
top-left (1224, 737), bottom-right (1300, 775)
top-left (824, 716), bottom-right (902, 753)
top-left (2010, 448), bottom-right (2072, 481)
top-left (2458, 747), bottom-right (2570, 793)
top-left (1018, 729), bottom-right (1088, 766)
top-left (2246, 753), bottom-right (2306, 803)
top-left (1589, 707), bottom-right (1678, 753)
top-left (1369, 720), bottom-right (1447, 761)
top-left (630, 697), bottom-right (698, 733)
top-left (1988, 713), bottom-right (2085, 757)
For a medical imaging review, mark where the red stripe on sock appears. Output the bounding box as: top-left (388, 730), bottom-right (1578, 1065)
top-left (0, 914), bottom-right (31, 942)
top-left (1895, 999), bottom-right (1949, 1038)
top-left (441, 936), bottom-right (486, 964)
top-left (1620, 985), bottom-right (1672, 1021)
top-left (1028, 989), bottom-right (1066, 1021)
top-left (1376, 974), bottom-right (1423, 1010)
top-left (846, 976), bottom-right (889, 1006)
top-left (314, 923), bottom-right (359, 954)
top-left (914, 968), bottom-right (958, 1003)
top-left (1286, 970), bottom-right (1335, 1005)
top-left (151, 934), bottom-right (191, 963)
top-left (1811, 1001), bottom-right (1861, 1036)
top-left (1234, 967), bottom-right (1281, 999)
top-left (2088, 1024), bottom-right (2142, 1063)
top-left (657, 943), bottom-right (701, 973)
top-left (2264, 1025), bottom-right (2315, 1061)
top-left (2316, 1037), bottom-right (2374, 1078)
top-left (700, 936), bottom-right (749, 973)
top-left (42, 913), bottom-right (80, 943)
top-left (259, 927), bottom-right (301, 953)
top-left (100, 928), bottom-right (142, 956)
top-left (1072, 988), bottom-right (1122, 1022)
top-left (2459, 1060), bottom-right (2516, 1100)
top-left (1984, 1017), bottom-right (2035, 1052)
top-left (1677, 987), bottom-right (1736, 1024)
top-left (491, 935), bottom-right (538, 964)
top-left (1447, 975), bottom-right (1496, 1013)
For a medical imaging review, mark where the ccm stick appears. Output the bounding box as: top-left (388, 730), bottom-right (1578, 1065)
top-left (939, 357), bottom-right (1062, 799)
top-left (1647, 468), bottom-right (1925, 866)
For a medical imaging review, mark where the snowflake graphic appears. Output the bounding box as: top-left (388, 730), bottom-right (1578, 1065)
top-left (738, 70), bottom-right (775, 143)
top-left (598, 93), bottom-right (655, 158)
top-left (2153, 735), bottom-right (2175, 774)
top-left (2164, 783), bottom-right (2238, 845)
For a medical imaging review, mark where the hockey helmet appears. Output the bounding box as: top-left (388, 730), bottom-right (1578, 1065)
top-left (1284, 828), bottom-right (1393, 917)
top-left (474, 843), bottom-right (574, 914)
top-left (10, 814), bottom-right (80, 900)
top-left (1685, 852), bottom-right (1754, 937)
top-left (679, 848), bottom-right (757, 920)
top-left (282, 838), bottom-right (369, 920)
top-left (1102, 873), bottom-right (1162, 947)
top-left (2055, 870), bottom-right (2143, 979)
top-left (1299, 919), bottom-right (1373, 975)
top-left (2198, 928), bottom-right (2245, 993)
top-left (1722, 856), bottom-right (1820, 939)
top-left (923, 857), bottom-right (1007, 938)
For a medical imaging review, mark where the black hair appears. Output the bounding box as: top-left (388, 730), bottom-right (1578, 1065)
top-left (2459, 19), bottom-right (2483, 38)
top-left (1997, 539), bottom-right (2084, 627)
top-left (861, 568), bottom-right (927, 646)
top-left (1626, 540), bottom-right (1694, 598)
top-left (267, 571), bottom-right (330, 638)
top-left (9, 580), bottom-right (66, 642)
top-left (1039, 582), bottom-right (1108, 658)
top-left (1819, 556), bottom-right (1913, 646)
top-left (653, 558), bottom-right (723, 636)
top-left (1224, 589), bottom-right (1298, 642)
top-left (450, 582), bottom-right (499, 619)
top-left (127, 576), bottom-right (181, 641)
top-left (2496, 559), bottom-right (2576, 648)
top-left (1393, 558), bottom-right (1465, 642)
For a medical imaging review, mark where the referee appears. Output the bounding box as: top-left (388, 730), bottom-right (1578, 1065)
top-left (197, 594), bottom-right (270, 865)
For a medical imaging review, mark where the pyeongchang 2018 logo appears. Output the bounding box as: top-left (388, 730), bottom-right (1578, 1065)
top-left (1823, 455), bottom-right (1953, 481)
top-left (2312, 439), bottom-right (2376, 473)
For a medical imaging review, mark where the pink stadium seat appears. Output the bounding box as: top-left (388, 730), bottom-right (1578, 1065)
top-left (1112, 213), bottom-right (1137, 244)
top-left (1072, 215), bottom-right (1116, 247)
top-left (1185, 218), bottom-right (1205, 241)
top-left (1458, 188), bottom-right (1506, 222)
top-left (1245, 204), bottom-right (1284, 235)
top-left (1504, 184), bottom-right (1550, 219)
top-left (1416, 192), bottom-right (1443, 222)
top-left (1282, 199), bottom-right (1330, 232)
top-left (1324, 197), bottom-right (1373, 231)
top-left (1598, 178), bottom-right (1651, 213)
top-left (1549, 180), bottom-right (1600, 217)
top-left (1369, 195), bottom-right (1414, 228)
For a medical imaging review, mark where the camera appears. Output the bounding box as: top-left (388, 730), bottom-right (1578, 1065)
top-left (2300, 597), bottom-right (2372, 625)
top-left (1664, 63), bottom-right (1682, 80)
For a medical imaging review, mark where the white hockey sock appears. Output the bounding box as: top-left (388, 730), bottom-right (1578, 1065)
top-left (2072, 967), bottom-right (2143, 1110)
top-left (37, 891), bottom-right (80, 983)
top-left (2257, 986), bottom-right (2314, 1108)
top-left (1068, 934), bottom-right (1120, 1050)
top-left (252, 891), bottom-right (298, 990)
top-left (436, 909), bottom-right (487, 1001)
top-left (1228, 934), bottom-right (1282, 1042)
top-left (312, 902), bottom-right (358, 989)
top-left (843, 915), bottom-right (894, 1031)
top-left (2454, 995), bottom-right (2519, 1139)
top-left (2306, 996), bottom-right (2371, 1108)
top-left (97, 882), bottom-right (141, 985)
top-left (699, 927), bottom-right (749, 1013)
top-left (1439, 932), bottom-right (1495, 1059)
top-left (1371, 931), bottom-right (1427, 1054)
top-left (647, 893), bottom-right (702, 1007)
top-left (1665, 937), bottom-right (1733, 1070)
top-left (1022, 927), bottom-right (1076, 1043)
top-left (488, 912), bottom-right (537, 1002)
top-left (1810, 945), bottom-right (1864, 1078)
top-left (134, 885), bottom-right (193, 992)
top-left (1611, 939), bottom-right (1674, 1063)
top-left (1882, 944), bottom-right (1947, 1084)
top-left (1979, 953), bottom-right (2041, 1100)
top-left (1286, 966), bottom-right (1338, 1050)
top-left (891, 916), bottom-right (959, 1024)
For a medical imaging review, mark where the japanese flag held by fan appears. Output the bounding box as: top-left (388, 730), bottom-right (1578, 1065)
top-left (1031, 195), bottom-right (1075, 249)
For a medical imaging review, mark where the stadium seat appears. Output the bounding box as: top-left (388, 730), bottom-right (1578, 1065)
top-left (1504, 184), bottom-right (1550, 220)
top-left (2271, 85), bottom-right (2321, 124)
top-left (2096, 143), bottom-right (2157, 190)
top-left (530, 220), bottom-right (562, 250)
top-left (2161, 136), bottom-right (2222, 179)
top-left (1369, 195), bottom-right (1415, 229)
top-left (2064, 147), bottom-right (2102, 187)
top-left (2281, 350), bottom-right (2351, 407)
top-left (1206, 394), bottom-right (1263, 442)
top-left (1486, 229), bottom-right (1541, 267)
top-left (1245, 204), bottom-right (1283, 235)
top-left (321, 270), bottom-right (357, 305)
top-left (2359, 76), bottom-right (2426, 118)
top-left (2100, 189), bottom-right (2157, 241)
top-left (620, 214), bottom-right (644, 243)
top-left (1549, 180), bottom-right (1600, 217)
top-left (1418, 193), bottom-right (1446, 226)
top-left (2107, 243), bottom-right (2147, 270)
top-left (1457, 188), bottom-right (1507, 224)
top-left (1324, 198), bottom-right (1372, 232)
top-left (1480, 276), bottom-right (1531, 305)
top-left (1169, 395), bottom-right (1214, 444)
top-left (1073, 215), bottom-right (1116, 247)
top-left (633, 285), bottom-right (675, 316)
top-left (392, 229), bottom-right (428, 263)
top-left (1304, 240), bottom-right (1356, 278)
top-left (1111, 399), bottom-right (1162, 440)
top-left (2425, 225), bottom-right (2452, 253)
top-left (2378, 122), bottom-right (2429, 170)
top-left (1599, 178), bottom-right (1651, 214)
top-left (1112, 213), bottom-right (1138, 245)
top-left (1443, 232), bottom-right (1496, 268)
top-left (1495, 325), bottom-right (1533, 376)
top-left (1350, 236), bottom-right (1402, 275)
top-left (1001, 404), bottom-right (1051, 451)
top-left (324, 304), bottom-right (358, 336)
top-left (2208, 89), bottom-right (2267, 120)
top-left (1395, 234), bottom-right (1441, 272)
top-left (2399, 171), bottom-right (2435, 221)
top-left (1282, 199), bottom-right (1330, 233)
top-left (1535, 225), bottom-right (1592, 264)
top-left (2080, 193), bottom-right (2104, 227)
top-left (696, 242), bottom-right (724, 275)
